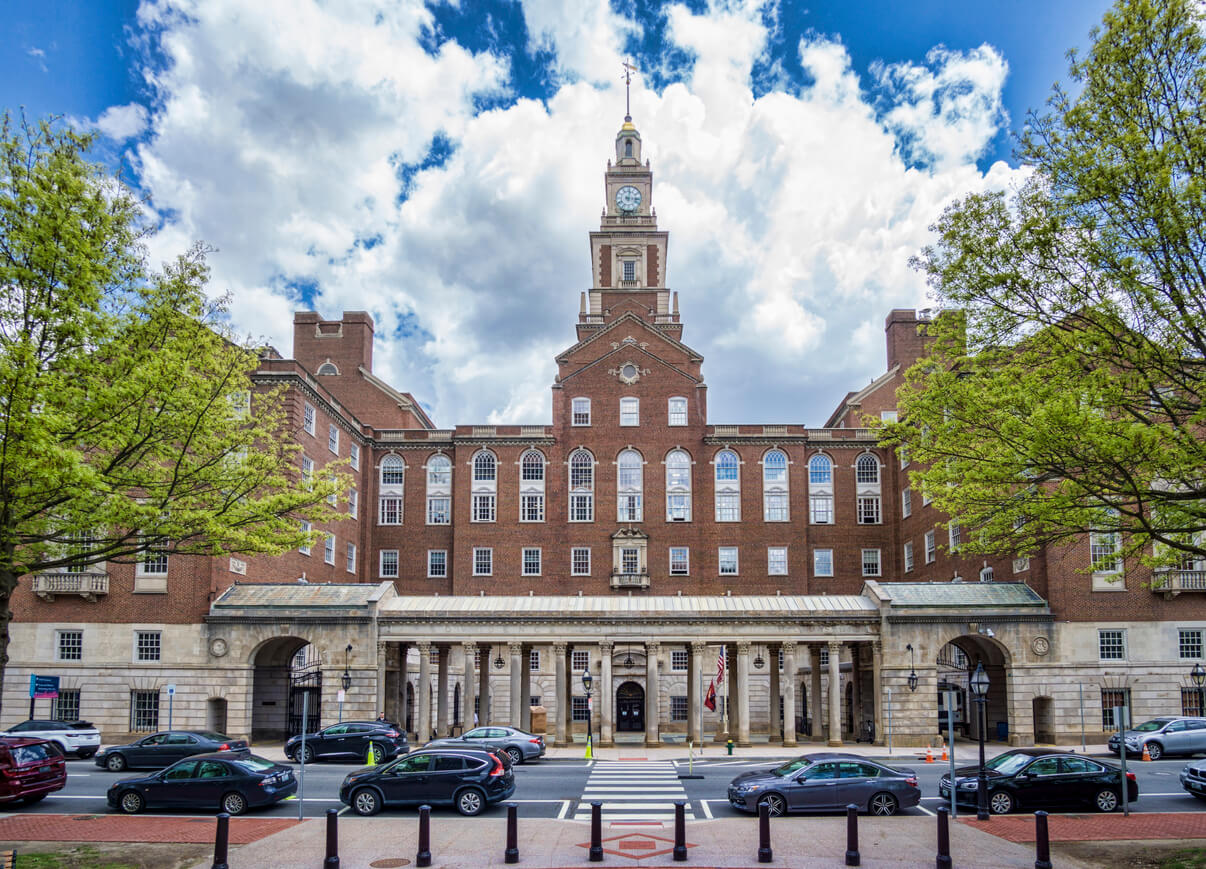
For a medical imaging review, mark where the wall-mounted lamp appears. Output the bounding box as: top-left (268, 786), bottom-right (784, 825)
top-left (905, 643), bottom-right (918, 692)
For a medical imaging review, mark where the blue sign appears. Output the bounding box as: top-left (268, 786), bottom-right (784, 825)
top-left (29, 674), bottom-right (59, 699)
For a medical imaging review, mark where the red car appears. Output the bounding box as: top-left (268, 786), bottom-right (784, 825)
top-left (0, 737), bottom-right (67, 805)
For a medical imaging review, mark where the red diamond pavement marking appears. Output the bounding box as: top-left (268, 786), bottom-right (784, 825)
top-left (960, 812), bottom-right (1206, 843)
top-left (0, 814), bottom-right (298, 844)
top-left (575, 830), bottom-right (698, 860)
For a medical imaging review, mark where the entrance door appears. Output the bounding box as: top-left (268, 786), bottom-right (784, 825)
top-left (616, 681), bottom-right (645, 732)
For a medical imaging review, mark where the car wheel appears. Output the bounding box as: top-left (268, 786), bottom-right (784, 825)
top-left (366, 742), bottom-right (384, 765)
top-left (456, 787), bottom-right (486, 816)
top-left (869, 792), bottom-right (899, 816)
top-left (106, 753), bottom-right (128, 772)
top-left (221, 792), bottom-right (248, 815)
top-left (21, 793), bottom-right (47, 805)
top-left (988, 791), bottom-right (1014, 815)
top-left (758, 793), bottom-right (787, 816)
top-left (300, 745), bottom-right (315, 764)
top-left (1094, 788), bottom-right (1120, 812)
top-left (352, 788), bottom-right (381, 816)
top-left (1145, 742), bottom-right (1163, 761)
top-left (118, 790), bottom-right (145, 814)
top-left (505, 747), bottom-right (523, 765)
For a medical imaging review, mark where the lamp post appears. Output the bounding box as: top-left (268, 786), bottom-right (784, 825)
top-left (969, 661), bottom-right (990, 821)
top-left (582, 669), bottom-right (594, 760)
top-left (339, 644), bottom-right (352, 723)
top-left (1192, 663), bottom-right (1206, 718)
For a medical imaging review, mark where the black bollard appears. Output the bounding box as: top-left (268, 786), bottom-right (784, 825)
top-left (757, 801), bottom-right (772, 863)
top-left (936, 806), bottom-right (952, 869)
top-left (324, 807), bottom-right (340, 869)
top-left (416, 804), bottom-right (432, 868)
top-left (1034, 810), bottom-right (1053, 869)
top-left (211, 812), bottom-right (230, 869)
top-left (845, 804), bottom-right (860, 867)
top-left (505, 802), bottom-right (519, 864)
top-left (673, 800), bottom-right (687, 862)
top-left (589, 800), bottom-right (604, 862)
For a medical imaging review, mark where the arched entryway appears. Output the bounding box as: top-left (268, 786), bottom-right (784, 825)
top-left (1033, 697), bottom-right (1055, 743)
top-left (206, 698), bottom-right (228, 734)
top-left (616, 681), bottom-right (644, 732)
top-left (250, 636), bottom-right (317, 742)
top-left (937, 635), bottom-right (1012, 744)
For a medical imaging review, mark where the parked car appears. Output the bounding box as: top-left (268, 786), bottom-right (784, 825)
top-left (0, 737), bottom-right (67, 805)
top-left (339, 747), bottom-right (515, 816)
top-left (424, 725), bottom-right (545, 765)
top-left (1108, 717), bottom-right (1206, 760)
top-left (95, 730), bottom-right (249, 771)
top-left (940, 749), bottom-right (1138, 814)
top-left (1179, 758), bottom-right (1206, 800)
top-left (0, 719), bottom-right (100, 759)
top-left (107, 752), bottom-right (296, 815)
top-left (727, 753), bottom-right (920, 816)
top-left (284, 720), bottom-right (408, 764)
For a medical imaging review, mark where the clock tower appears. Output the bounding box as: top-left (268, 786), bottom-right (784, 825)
top-left (581, 114), bottom-right (677, 342)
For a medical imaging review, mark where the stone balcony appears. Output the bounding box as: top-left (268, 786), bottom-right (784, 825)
top-left (31, 572), bottom-right (109, 602)
top-left (1153, 568), bottom-right (1206, 599)
top-left (610, 571), bottom-right (650, 590)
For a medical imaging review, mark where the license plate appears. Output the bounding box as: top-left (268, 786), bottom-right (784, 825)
top-left (1191, 782), bottom-right (1205, 793)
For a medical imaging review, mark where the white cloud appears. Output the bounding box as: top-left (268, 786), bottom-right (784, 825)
top-left (127, 0), bottom-right (1026, 427)
top-left (94, 103), bottom-right (149, 141)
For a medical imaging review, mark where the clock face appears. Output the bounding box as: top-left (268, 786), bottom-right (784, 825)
top-left (615, 185), bottom-right (642, 213)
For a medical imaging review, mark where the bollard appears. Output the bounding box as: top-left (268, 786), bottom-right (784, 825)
top-left (324, 807), bottom-right (340, 869)
top-left (935, 806), bottom-right (952, 869)
top-left (589, 800), bottom-right (604, 862)
top-left (416, 804), bottom-right (432, 868)
top-left (211, 812), bottom-right (230, 869)
top-left (757, 801), bottom-right (772, 863)
top-left (673, 800), bottom-right (687, 862)
top-left (505, 802), bottom-right (519, 864)
top-left (845, 804), bottom-right (860, 867)
top-left (1034, 810), bottom-right (1053, 869)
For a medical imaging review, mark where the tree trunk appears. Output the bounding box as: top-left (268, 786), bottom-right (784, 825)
top-left (0, 568), bottom-right (13, 721)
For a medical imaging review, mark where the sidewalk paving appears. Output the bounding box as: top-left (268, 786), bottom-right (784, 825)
top-left (960, 811), bottom-right (1206, 843)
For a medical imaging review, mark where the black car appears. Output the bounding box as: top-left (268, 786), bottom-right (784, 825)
top-left (107, 752), bottom-right (296, 815)
top-left (339, 747), bottom-right (515, 816)
top-left (939, 749), bottom-right (1139, 814)
top-left (728, 753), bottom-right (921, 816)
top-left (95, 731), bottom-right (249, 771)
top-left (285, 720), bottom-right (408, 764)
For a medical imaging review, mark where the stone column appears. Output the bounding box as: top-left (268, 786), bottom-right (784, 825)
top-left (689, 641), bottom-right (705, 745)
top-left (394, 643), bottom-right (409, 734)
top-left (828, 640), bottom-right (843, 747)
top-left (599, 641), bottom-right (614, 747)
top-left (554, 642), bottom-right (568, 745)
top-left (437, 645), bottom-right (450, 737)
top-left (726, 643), bottom-right (738, 740)
top-left (810, 645), bottom-right (823, 742)
top-left (478, 645), bottom-right (491, 725)
top-left (376, 641), bottom-right (388, 720)
top-left (509, 642), bottom-right (524, 727)
top-left (736, 641), bottom-right (752, 746)
top-left (463, 642), bottom-right (477, 735)
top-left (520, 646), bottom-right (532, 732)
top-left (645, 641), bottom-right (661, 746)
top-left (417, 641), bottom-right (432, 743)
top-left (871, 641), bottom-right (884, 746)
top-left (768, 645), bottom-right (781, 742)
top-left (851, 646), bottom-right (864, 742)
top-left (782, 642), bottom-right (797, 747)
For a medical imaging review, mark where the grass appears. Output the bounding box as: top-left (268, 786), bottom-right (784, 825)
top-left (1163, 849), bottom-right (1206, 869)
top-left (13, 848), bottom-right (135, 869)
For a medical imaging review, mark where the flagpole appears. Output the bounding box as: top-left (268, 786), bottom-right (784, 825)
top-left (721, 645), bottom-right (729, 739)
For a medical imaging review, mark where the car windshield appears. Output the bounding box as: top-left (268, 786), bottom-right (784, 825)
top-left (770, 758), bottom-right (813, 777)
top-left (1132, 719), bottom-right (1171, 733)
top-left (230, 756), bottom-right (276, 773)
top-left (197, 731), bottom-right (229, 741)
top-left (985, 752), bottom-right (1032, 775)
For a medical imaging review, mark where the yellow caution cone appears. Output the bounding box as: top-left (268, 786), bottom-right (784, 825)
top-left (1141, 743), bottom-right (1152, 762)
top-left (585, 736), bottom-right (593, 760)
top-left (365, 744), bottom-right (378, 767)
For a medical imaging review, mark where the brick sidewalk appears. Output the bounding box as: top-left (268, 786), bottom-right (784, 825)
top-left (0, 813), bottom-right (297, 844)
top-left (961, 812), bottom-right (1206, 843)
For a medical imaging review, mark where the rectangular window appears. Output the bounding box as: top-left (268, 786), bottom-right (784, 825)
top-left (130, 690), bottom-right (160, 732)
top-left (473, 548), bottom-right (492, 576)
top-left (349, 443), bottom-right (360, 471)
top-left (904, 541), bottom-right (914, 573)
top-left (902, 489), bottom-right (912, 518)
top-left (324, 534), bottom-right (336, 565)
top-left (670, 696), bottom-right (688, 722)
top-left (862, 548), bottom-right (881, 577)
top-left (379, 496), bottom-right (403, 525)
top-left (620, 397), bottom-right (639, 426)
top-left (924, 530), bottom-right (936, 564)
top-left (303, 402), bottom-right (315, 435)
top-left (764, 493), bottom-right (788, 522)
top-left (1101, 688), bottom-right (1130, 729)
top-left (57, 630), bottom-right (83, 662)
top-left (520, 493), bottom-right (545, 522)
top-left (671, 650), bottom-right (688, 671)
top-left (1182, 688), bottom-right (1204, 717)
top-left (572, 548), bottom-right (591, 576)
top-left (472, 494), bottom-right (496, 522)
top-left (719, 547), bottom-right (739, 575)
top-left (139, 542), bottom-right (168, 576)
top-left (136, 631), bottom-right (161, 662)
top-left (948, 523), bottom-right (961, 551)
top-left (622, 259), bottom-right (636, 281)
top-left (529, 649), bottom-right (541, 671)
top-left (522, 547), bottom-right (542, 576)
top-left (667, 494), bottom-right (690, 521)
top-left (52, 689), bottom-right (80, 723)
top-left (819, 648), bottom-right (829, 667)
top-left (922, 487), bottom-right (932, 507)
top-left (813, 548), bottom-right (834, 577)
top-left (571, 649), bottom-right (589, 671)
top-left (328, 424), bottom-right (339, 454)
top-left (299, 521), bottom-right (312, 555)
top-left (380, 550), bottom-right (399, 578)
top-left (572, 397), bottom-right (591, 426)
top-left (809, 494), bottom-right (833, 524)
top-left (427, 497), bottom-right (451, 525)
top-left (767, 547), bottom-right (787, 576)
top-left (716, 493), bottom-right (740, 522)
top-left (572, 696), bottom-right (590, 721)
top-left (346, 543), bottom-right (356, 573)
top-left (428, 550), bottom-right (447, 578)
top-left (618, 494), bottom-right (643, 522)
top-left (857, 495), bottom-right (881, 524)
top-left (621, 547), bottom-right (639, 574)
top-left (301, 455), bottom-right (314, 485)
top-left (1099, 629), bottom-right (1126, 660)
top-left (669, 547), bottom-right (690, 575)
top-left (668, 397), bottom-right (687, 426)
top-left (880, 410), bottom-right (898, 423)
top-left (1090, 532), bottom-right (1122, 574)
top-left (1179, 629), bottom-right (1204, 659)
top-left (570, 493), bottom-right (594, 522)
top-left (349, 488), bottom-right (358, 519)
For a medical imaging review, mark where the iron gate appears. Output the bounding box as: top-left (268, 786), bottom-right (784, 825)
top-left (288, 664), bottom-right (321, 736)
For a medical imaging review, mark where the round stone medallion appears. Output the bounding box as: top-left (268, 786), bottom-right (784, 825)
top-left (1031, 636), bottom-right (1050, 657)
top-left (209, 637), bottom-right (229, 658)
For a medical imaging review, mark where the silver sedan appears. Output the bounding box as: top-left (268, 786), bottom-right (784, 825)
top-left (424, 726), bottom-right (546, 765)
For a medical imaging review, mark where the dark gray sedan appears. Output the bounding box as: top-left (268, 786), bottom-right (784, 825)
top-left (423, 726), bottom-right (546, 765)
top-left (728, 753), bottom-right (920, 816)
top-left (96, 731), bottom-right (248, 771)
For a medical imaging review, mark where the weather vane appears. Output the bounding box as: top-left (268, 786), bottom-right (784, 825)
top-left (622, 59), bottom-right (638, 120)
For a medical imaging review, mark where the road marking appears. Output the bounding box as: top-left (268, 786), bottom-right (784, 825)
top-left (917, 806), bottom-right (936, 816)
top-left (700, 799), bottom-right (714, 819)
top-left (573, 760), bottom-right (694, 822)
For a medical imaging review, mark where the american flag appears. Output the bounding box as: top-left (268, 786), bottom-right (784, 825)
top-left (703, 646), bottom-right (726, 711)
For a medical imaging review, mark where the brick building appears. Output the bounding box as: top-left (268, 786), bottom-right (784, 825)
top-left (7, 114), bottom-right (1205, 750)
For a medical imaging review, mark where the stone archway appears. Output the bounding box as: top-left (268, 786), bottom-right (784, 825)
top-left (937, 634), bottom-right (1013, 745)
top-left (250, 635), bottom-right (313, 742)
top-left (616, 681), bottom-right (645, 732)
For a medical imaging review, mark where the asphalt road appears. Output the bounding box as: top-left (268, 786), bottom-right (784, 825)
top-left (21, 753), bottom-right (1206, 820)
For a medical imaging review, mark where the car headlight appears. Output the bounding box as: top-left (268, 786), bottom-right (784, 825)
top-left (732, 784), bottom-right (759, 794)
top-left (958, 780), bottom-right (978, 790)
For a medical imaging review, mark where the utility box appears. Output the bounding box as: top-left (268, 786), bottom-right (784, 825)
top-left (529, 705), bottom-right (547, 735)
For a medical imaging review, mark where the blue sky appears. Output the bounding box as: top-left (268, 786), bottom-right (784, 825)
top-left (2, 0), bottom-right (1114, 425)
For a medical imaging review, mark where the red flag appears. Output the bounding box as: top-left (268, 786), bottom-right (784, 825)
top-left (704, 647), bottom-right (725, 712)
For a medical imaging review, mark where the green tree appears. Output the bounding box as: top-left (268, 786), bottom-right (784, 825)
top-left (886, 0), bottom-right (1206, 575)
top-left (0, 116), bottom-right (345, 712)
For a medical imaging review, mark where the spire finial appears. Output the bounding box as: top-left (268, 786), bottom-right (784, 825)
top-left (622, 59), bottom-right (638, 121)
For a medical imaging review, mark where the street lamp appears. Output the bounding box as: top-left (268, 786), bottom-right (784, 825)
top-left (1192, 662), bottom-right (1205, 717)
top-left (969, 661), bottom-right (990, 821)
top-left (581, 669), bottom-right (594, 760)
top-left (905, 644), bottom-right (918, 692)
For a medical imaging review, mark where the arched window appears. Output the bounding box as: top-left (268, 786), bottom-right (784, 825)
top-left (473, 451), bottom-right (497, 482)
top-left (427, 455), bottom-right (451, 487)
top-left (808, 454), bottom-right (832, 484)
top-left (808, 453), bottom-right (833, 524)
top-left (625, 140), bottom-right (633, 157)
top-left (381, 455), bottom-right (405, 486)
top-left (519, 450), bottom-right (545, 522)
top-left (617, 449), bottom-right (643, 522)
top-left (666, 450), bottom-right (692, 521)
top-left (856, 454), bottom-right (879, 484)
top-left (569, 449), bottom-right (595, 521)
top-left (379, 456), bottom-right (404, 525)
top-left (521, 450), bottom-right (545, 482)
top-left (425, 454), bottom-right (451, 525)
top-left (471, 450), bottom-right (497, 522)
top-left (317, 361), bottom-right (339, 375)
top-left (715, 450), bottom-right (740, 522)
top-left (762, 449), bottom-right (788, 521)
top-left (979, 566), bottom-right (995, 583)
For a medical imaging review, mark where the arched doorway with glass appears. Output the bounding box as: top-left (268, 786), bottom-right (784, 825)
top-left (616, 681), bottom-right (645, 732)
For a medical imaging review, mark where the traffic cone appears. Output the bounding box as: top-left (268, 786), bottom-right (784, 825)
top-left (1141, 743), bottom-right (1152, 762)
top-left (365, 745), bottom-right (377, 767)
top-left (941, 743), bottom-right (948, 762)
top-left (925, 746), bottom-right (934, 763)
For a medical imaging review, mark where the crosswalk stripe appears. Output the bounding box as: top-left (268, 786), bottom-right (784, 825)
top-left (575, 760), bottom-right (694, 822)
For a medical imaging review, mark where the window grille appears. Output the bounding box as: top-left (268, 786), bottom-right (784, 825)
top-left (130, 690), bottom-right (160, 731)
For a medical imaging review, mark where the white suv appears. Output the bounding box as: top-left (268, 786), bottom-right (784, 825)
top-left (0, 719), bottom-right (100, 758)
